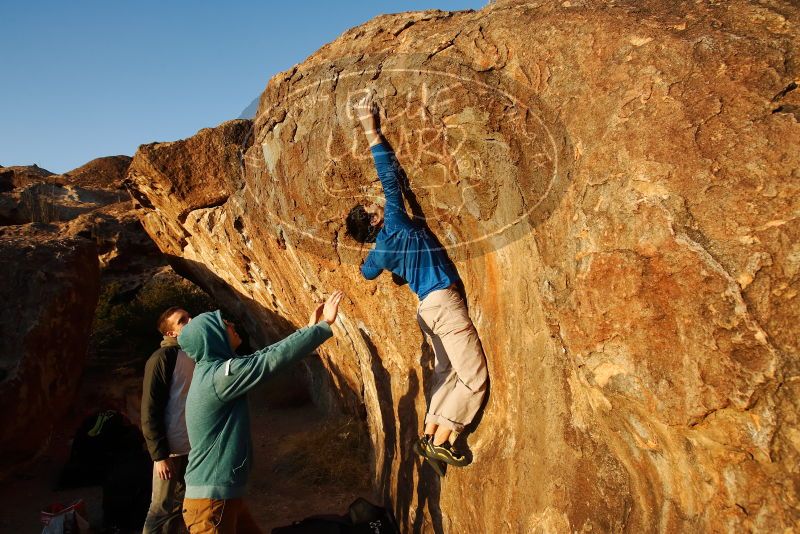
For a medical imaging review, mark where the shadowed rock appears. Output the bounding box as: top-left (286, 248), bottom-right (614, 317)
top-left (0, 225), bottom-right (100, 476)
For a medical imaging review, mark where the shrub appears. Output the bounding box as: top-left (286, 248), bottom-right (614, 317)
top-left (91, 272), bottom-right (216, 363)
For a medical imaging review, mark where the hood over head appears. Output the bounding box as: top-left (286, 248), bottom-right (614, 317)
top-left (177, 310), bottom-right (235, 363)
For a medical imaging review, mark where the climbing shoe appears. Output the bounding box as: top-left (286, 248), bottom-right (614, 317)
top-left (412, 435), bottom-right (445, 477)
top-left (412, 435), bottom-right (429, 458)
top-left (425, 440), bottom-right (470, 467)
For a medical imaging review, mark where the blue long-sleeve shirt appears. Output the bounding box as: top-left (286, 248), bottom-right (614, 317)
top-left (360, 143), bottom-right (459, 301)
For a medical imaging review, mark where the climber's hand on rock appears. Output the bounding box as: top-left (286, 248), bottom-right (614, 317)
top-left (322, 290), bottom-right (344, 325)
top-left (308, 302), bottom-right (324, 327)
top-left (355, 92), bottom-right (384, 147)
top-left (355, 92), bottom-right (379, 134)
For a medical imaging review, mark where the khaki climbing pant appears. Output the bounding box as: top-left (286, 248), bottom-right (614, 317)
top-left (417, 286), bottom-right (488, 433)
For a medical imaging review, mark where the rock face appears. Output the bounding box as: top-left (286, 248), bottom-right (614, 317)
top-left (127, 1), bottom-right (799, 532)
top-left (0, 225), bottom-right (100, 475)
top-left (0, 155), bottom-right (169, 475)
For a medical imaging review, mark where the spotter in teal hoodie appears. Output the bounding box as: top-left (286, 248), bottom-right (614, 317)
top-left (177, 310), bottom-right (332, 499)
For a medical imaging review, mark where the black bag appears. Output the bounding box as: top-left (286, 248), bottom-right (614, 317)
top-left (57, 410), bottom-right (152, 528)
top-left (101, 447), bottom-right (152, 528)
top-left (271, 498), bottom-right (398, 534)
top-left (58, 410), bottom-right (147, 487)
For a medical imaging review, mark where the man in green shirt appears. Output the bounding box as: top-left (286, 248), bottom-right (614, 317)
top-left (178, 291), bottom-right (343, 533)
top-left (142, 306), bottom-right (193, 533)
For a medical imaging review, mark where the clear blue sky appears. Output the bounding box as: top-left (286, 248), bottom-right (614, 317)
top-left (0, 1), bottom-right (485, 173)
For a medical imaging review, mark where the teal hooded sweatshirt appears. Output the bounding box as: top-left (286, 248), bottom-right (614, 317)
top-left (177, 310), bottom-right (332, 499)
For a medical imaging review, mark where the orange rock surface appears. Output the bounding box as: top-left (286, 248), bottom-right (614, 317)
top-left (127, 1), bottom-right (800, 531)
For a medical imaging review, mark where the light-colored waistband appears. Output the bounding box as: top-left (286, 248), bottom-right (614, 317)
top-left (418, 283), bottom-right (458, 308)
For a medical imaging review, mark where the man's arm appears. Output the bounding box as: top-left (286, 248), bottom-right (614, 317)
top-left (213, 291), bottom-right (343, 401)
top-left (370, 144), bottom-right (407, 220)
top-left (355, 93), bottom-right (408, 222)
top-left (141, 350), bottom-right (172, 462)
top-left (214, 322), bottom-right (333, 401)
top-left (360, 249), bottom-right (382, 280)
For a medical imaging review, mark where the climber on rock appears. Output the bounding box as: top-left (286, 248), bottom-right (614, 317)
top-left (177, 291), bottom-right (343, 533)
top-left (346, 91), bottom-right (488, 475)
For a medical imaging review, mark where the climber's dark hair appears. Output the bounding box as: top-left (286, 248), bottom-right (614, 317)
top-left (346, 204), bottom-right (380, 243)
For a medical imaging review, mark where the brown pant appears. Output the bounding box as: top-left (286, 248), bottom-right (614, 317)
top-left (182, 498), bottom-right (262, 534)
top-left (417, 286), bottom-right (488, 432)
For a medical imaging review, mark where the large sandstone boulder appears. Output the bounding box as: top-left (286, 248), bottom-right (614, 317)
top-left (125, 120), bottom-right (293, 348)
top-left (0, 225), bottom-right (100, 475)
top-left (127, 0), bottom-right (799, 531)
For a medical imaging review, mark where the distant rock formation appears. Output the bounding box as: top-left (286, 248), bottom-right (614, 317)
top-left (0, 156), bottom-right (128, 224)
top-left (0, 224), bottom-right (100, 476)
top-left (126, 0), bottom-right (798, 532)
top-left (56, 155), bottom-right (133, 190)
top-left (0, 155), bottom-right (167, 291)
top-left (0, 164), bottom-right (54, 191)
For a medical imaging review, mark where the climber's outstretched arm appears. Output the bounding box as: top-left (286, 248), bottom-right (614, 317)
top-left (355, 93), bottom-right (408, 223)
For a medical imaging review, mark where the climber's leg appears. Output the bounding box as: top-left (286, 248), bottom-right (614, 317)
top-left (417, 302), bottom-right (459, 430)
top-left (425, 371), bottom-right (459, 430)
top-left (423, 422), bottom-right (458, 446)
top-left (424, 287), bottom-right (488, 435)
top-left (432, 425), bottom-right (454, 446)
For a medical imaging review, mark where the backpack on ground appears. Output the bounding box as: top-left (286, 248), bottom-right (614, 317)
top-left (58, 410), bottom-right (144, 487)
top-left (40, 500), bottom-right (90, 534)
top-left (101, 447), bottom-right (151, 529)
top-left (57, 410), bottom-right (152, 528)
top-left (271, 498), bottom-right (399, 534)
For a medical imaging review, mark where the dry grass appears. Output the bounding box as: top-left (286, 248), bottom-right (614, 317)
top-left (272, 415), bottom-right (372, 488)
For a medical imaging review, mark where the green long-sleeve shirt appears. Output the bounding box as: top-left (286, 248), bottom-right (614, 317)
top-left (141, 337), bottom-right (179, 461)
top-left (177, 310), bottom-right (333, 499)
